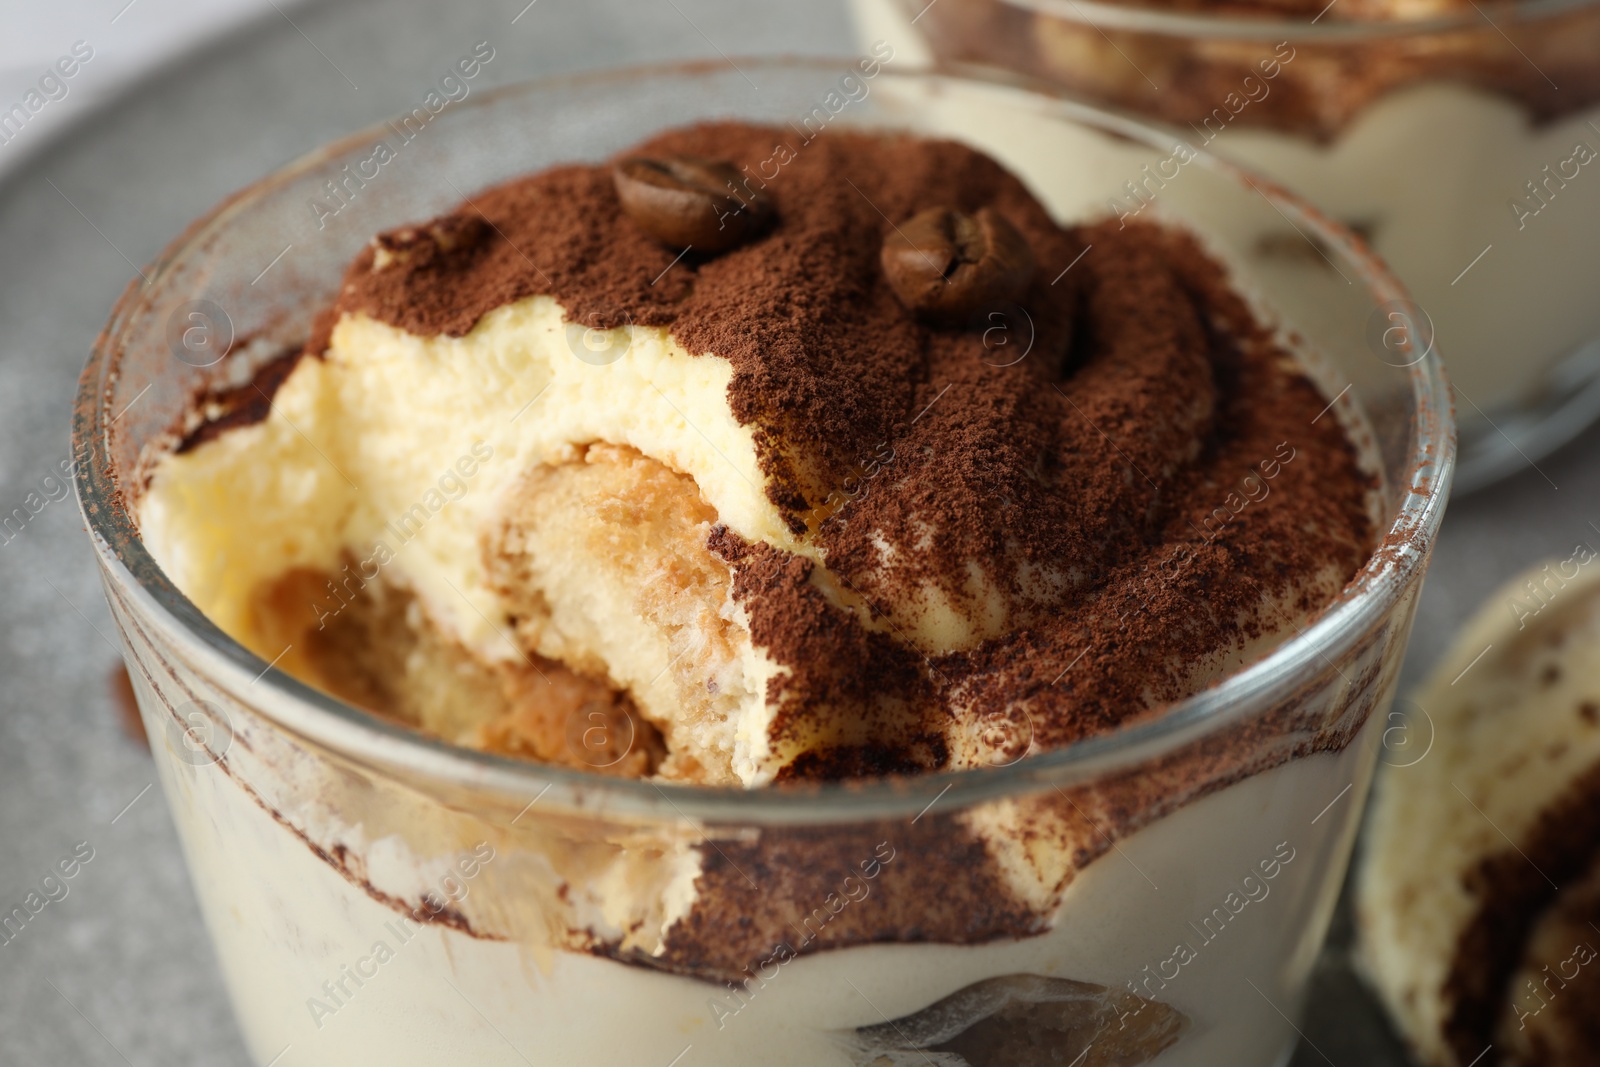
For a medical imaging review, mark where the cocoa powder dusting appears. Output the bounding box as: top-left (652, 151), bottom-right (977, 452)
top-left (324, 121), bottom-right (1373, 776)
top-left (176, 122), bottom-right (1396, 983)
top-left (177, 345), bottom-right (305, 454)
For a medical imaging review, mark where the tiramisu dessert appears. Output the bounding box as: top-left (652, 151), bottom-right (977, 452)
top-left (130, 121), bottom-right (1392, 1065)
top-left (1360, 556), bottom-right (1600, 1067)
top-left (141, 122), bottom-right (1375, 786)
top-left (861, 0), bottom-right (1600, 481)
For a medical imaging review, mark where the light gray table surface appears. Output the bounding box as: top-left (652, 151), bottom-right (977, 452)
top-left (0, 1), bottom-right (1591, 1063)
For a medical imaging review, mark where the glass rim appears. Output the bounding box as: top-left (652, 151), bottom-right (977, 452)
top-left (73, 57), bottom-right (1454, 824)
top-left (998, 0), bottom-right (1598, 40)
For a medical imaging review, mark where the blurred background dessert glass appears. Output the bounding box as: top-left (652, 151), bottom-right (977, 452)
top-left (856, 0), bottom-right (1600, 490)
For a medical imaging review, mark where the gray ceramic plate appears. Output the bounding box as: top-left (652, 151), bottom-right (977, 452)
top-left (0, 0), bottom-right (1591, 1063)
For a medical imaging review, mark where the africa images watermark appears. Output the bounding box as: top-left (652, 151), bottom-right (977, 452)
top-left (0, 842), bottom-right (96, 948)
top-left (307, 41), bottom-right (496, 229)
top-left (310, 441), bottom-right (494, 630)
top-left (1378, 697), bottom-right (1435, 769)
top-left (724, 41), bottom-right (895, 198)
top-left (1509, 137), bottom-right (1597, 231)
top-left (706, 840), bottom-right (898, 1030)
top-left (1511, 937), bottom-right (1597, 1031)
top-left (0, 454), bottom-right (76, 548)
top-left (800, 439), bottom-right (896, 531)
top-left (0, 40), bottom-right (95, 149)
top-left (522, 42), bottom-right (895, 353)
top-left (1102, 441), bottom-right (1299, 635)
top-left (1116, 840), bottom-right (1297, 1030)
top-left (306, 842), bottom-right (496, 1029)
top-left (1109, 42), bottom-right (1298, 229)
top-left (1505, 538), bottom-right (1598, 631)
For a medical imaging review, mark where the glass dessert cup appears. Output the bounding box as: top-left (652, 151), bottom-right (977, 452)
top-left (859, 0), bottom-right (1600, 492)
top-left (75, 61), bottom-right (1452, 1067)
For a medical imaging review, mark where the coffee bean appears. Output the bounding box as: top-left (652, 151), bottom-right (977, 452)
top-left (613, 156), bottom-right (772, 253)
top-left (881, 207), bottom-right (1035, 323)
top-left (371, 214), bottom-right (489, 271)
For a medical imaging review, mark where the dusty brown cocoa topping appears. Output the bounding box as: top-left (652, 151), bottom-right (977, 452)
top-left (1494, 851), bottom-right (1600, 1066)
top-left (313, 121), bottom-right (1372, 775)
top-left (637, 643), bottom-right (1376, 979)
top-left (1446, 758), bottom-right (1600, 1066)
top-left (176, 345), bottom-right (304, 454)
top-left (906, 0), bottom-right (1600, 140)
